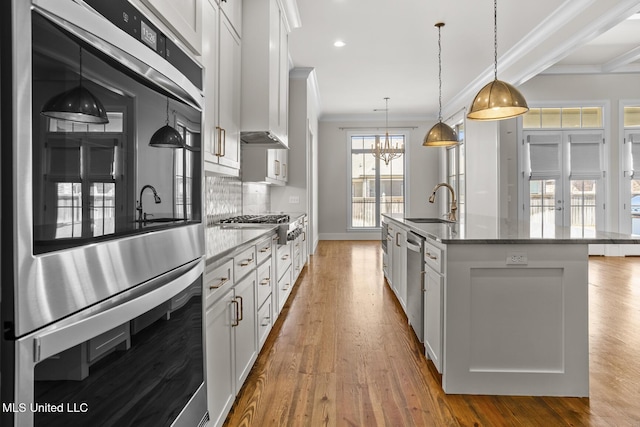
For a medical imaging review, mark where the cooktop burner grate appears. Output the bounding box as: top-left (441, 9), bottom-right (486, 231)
top-left (219, 214), bottom-right (290, 224)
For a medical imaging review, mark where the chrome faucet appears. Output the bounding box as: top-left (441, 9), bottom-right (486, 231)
top-left (137, 184), bottom-right (161, 221)
top-left (428, 183), bottom-right (457, 222)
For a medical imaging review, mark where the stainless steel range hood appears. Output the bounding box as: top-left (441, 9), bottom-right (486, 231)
top-left (240, 130), bottom-right (288, 148)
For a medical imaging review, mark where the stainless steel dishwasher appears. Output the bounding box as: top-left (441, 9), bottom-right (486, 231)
top-left (406, 231), bottom-right (425, 343)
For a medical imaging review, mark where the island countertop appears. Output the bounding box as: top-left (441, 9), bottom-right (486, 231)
top-left (383, 213), bottom-right (640, 244)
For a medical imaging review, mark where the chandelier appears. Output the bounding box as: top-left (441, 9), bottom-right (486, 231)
top-left (372, 97), bottom-right (402, 165)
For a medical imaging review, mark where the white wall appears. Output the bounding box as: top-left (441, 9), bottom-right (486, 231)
top-left (317, 120), bottom-right (439, 240)
top-left (465, 119), bottom-right (500, 220)
top-left (270, 68), bottom-right (320, 254)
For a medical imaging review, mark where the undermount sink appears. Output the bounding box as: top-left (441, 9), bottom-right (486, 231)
top-left (405, 217), bottom-right (454, 224)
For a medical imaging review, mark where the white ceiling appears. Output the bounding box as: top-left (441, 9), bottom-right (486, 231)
top-left (287, 0), bottom-right (640, 121)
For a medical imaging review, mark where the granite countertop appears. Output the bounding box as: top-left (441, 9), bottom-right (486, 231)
top-left (383, 213), bottom-right (640, 244)
top-left (205, 224), bottom-right (278, 263)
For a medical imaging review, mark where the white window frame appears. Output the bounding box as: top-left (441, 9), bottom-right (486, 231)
top-left (346, 130), bottom-right (408, 231)
top-left (619, 100), bottom-right (640, 255)
top-left (518, 101), bottom-right (610, 254)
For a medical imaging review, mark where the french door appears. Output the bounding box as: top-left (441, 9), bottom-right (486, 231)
top-left (523, 130), bottom-right (605, 251)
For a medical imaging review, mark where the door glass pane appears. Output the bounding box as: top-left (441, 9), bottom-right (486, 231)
top-left (529, 179), bottom-right (556, 238)
top-left (624, 107), bottom-right (640, 127)
top-left (562, 108), bottom-right (581, 128)
top-left (352, 152), bottom-right (376, 227)
top-left (582, 107), bottom-right (602, 128)
top-left (523, 108), bottom-right (541, 129)
top-left (385, 154), bottom-right (404, 217)
top-left (632, 179), bottom-right (640, 235)
top-left (90, 183), bottom-right (116, 236)
top-left (55, 183), bottom-right (83, 238)
top-left (570, 180), bottom-right (597, 238)
top-left (541, 108), bottom-right (561, 128)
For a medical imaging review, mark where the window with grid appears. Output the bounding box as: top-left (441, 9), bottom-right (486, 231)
top-left (44, 113), bottom-right (123, 239)
top-left (175, 124), bottom-right (199, 220)
top-left (349, 133), bottom-right (405, 229)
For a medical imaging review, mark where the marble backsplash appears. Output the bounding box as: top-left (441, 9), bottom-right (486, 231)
top-left (205, 175), bottom-right (270, 224)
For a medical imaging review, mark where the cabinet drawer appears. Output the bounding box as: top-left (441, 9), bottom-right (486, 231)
top-left (424, 240), bottom-right (443, 273)
top-left (235, 246), bottom-right (256, 281)
top-left (257, 261), bottom-right (272, 308)
top-left (277, 243), bottom-right (292, 280)
top-left (256, 235), bottom-right (274, 266)
top-left (205, 259), bottom-right (234, 307)
top-left (277, 265), bottom-right (292, 313)
top-left (257, 298), bottom-right (272, 349)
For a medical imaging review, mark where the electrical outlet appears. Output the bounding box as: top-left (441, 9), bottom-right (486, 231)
top-left (506, 252), bottom-right (528, 265)
top-left (288, 196), bottom-right (300, 204)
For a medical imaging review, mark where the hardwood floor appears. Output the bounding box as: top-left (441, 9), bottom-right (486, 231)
top-left (223, 241), bottom-right (640, 426)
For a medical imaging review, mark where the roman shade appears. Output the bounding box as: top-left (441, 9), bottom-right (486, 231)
top-left (569, 133), bottom-right (603, 180)
top-left (527, 133), bottom-right (561, 179)
top-left (629, 133), bottom-right (640, 176)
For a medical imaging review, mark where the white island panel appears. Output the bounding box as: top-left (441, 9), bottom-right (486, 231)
top-left (444, 243), bottom-right (589, 397)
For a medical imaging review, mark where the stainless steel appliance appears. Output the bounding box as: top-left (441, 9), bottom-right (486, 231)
top-left (406, 232), bottom-right (425, 343)
top-left (2, 0), bottom-right (206, 425)
top-left (219, 214), bottom-right (304, 244)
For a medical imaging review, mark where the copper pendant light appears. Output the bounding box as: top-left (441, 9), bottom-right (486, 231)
top-left (149, 97), bottom-right (185, 148)
top-left (424, 22), bottom-right (458, 147)
top-left (41, 47), bottom-right (109, 124)
top-left (467, 0), bottom-right (529, 121)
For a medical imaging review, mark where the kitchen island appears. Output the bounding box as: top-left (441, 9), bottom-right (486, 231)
top-left (383, 214), bottom-right (640, 397)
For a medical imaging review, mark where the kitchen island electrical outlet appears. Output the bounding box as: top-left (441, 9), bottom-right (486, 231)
top-left (289, 196), bottom-right (299, 204)
top-left (506, 252), bottom-right (528, 265)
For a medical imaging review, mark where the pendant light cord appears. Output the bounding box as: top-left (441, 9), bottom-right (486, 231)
top-left (437, 24), bottom-right (443, 122)
top-left (165, 97), bottom-right (170, 125)
top-left (494, 0), bottom-right (498, 80)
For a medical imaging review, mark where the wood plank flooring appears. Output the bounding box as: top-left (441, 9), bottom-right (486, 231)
top-left (223, 241), bottom-right (640, 426)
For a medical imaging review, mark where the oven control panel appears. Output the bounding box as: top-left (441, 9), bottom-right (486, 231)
top-left (83, 0), bottom-right (202, 89)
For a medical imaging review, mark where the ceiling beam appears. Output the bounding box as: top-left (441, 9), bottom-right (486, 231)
top-left (602, 45), bottom-right (640, 72)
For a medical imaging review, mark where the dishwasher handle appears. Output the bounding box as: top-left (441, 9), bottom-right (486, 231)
top-left (406, 239), bottom-right (422, 252)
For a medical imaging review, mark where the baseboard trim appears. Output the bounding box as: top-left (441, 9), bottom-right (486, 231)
top-left (319, 233), bottom-right (380, 240)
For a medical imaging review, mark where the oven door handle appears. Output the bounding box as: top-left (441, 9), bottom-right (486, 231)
top-left (29, 258), bottom-right (204, 363)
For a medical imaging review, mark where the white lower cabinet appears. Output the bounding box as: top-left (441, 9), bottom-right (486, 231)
top-left (391, 224), bottom-right (408, 312)
top-left (205, 287), bottom-right (235, 427)
top-left (233, 273), bottom-right (258, 391)
top-left (423, 238), bottom-right (445, 374)
top-left (205, 230), bottom-right (307, 426)
top-left (277, 265), bottom-right (292, 314)
top-left (424, 267), bottom-right (443, 373)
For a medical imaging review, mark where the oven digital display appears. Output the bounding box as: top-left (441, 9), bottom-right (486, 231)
top-left (140, 20), bottom-right (157, 51)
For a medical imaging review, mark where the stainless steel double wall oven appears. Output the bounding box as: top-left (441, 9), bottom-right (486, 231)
top-left (1, 0), bottom-right (206, 425)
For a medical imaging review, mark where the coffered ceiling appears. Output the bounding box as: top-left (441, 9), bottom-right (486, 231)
top-left (287, 0), bottom-right (640, 121)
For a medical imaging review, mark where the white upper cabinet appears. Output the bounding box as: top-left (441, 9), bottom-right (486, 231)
top-left (241, 0), bottom-right (290, 147)
top-left (218, 0), bottom-right (242, 36)
top-left (138, 0), bottom-right (203, 55)
top-left (202, 0), bottom-right (242, 175)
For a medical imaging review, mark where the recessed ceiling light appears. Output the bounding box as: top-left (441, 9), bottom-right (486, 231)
top-left (334, 40), bottom-right (346, 47)
top-left (628, 12), bottom-right (640, 20)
